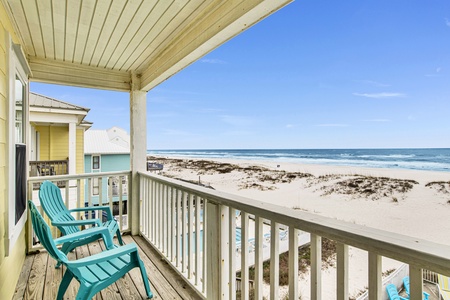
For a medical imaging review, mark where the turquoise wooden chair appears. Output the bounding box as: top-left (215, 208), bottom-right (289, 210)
top-left (403, 276), bottom-right (430, 300)
top-left (386, 283), bottom-right (408, 300)
top-left (29, 200), bottom-right (153, 300)
top-left (39, 180), bottom-right (124, 266)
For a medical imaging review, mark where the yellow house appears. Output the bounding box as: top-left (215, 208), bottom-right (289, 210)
top-left (29, 92), bottom-right (91, 177)
top-left (0, 1), bottom-right (293, 299)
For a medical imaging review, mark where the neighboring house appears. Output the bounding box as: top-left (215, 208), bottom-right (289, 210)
top-left (29, 92), bottom-right (92, 178)
top-left (84, 127), bottom-right (130, 216)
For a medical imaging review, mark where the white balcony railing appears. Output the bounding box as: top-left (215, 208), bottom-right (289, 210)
top-left (139, 172), bottom-right (450, 300)
top-left (27, 171), bottom-right (131, 252)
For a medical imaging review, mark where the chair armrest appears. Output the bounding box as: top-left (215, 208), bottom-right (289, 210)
top-left (52, 218), bottom-right (102, 227)
top-left (54, 226), bottom-right (115, 249)
top-left (69, 206), bottom-right (113, 220)
top-left (69, 243), bottom-right (137, 267)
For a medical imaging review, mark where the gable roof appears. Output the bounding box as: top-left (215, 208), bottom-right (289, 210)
top-left (85, 127), bottom-right (130, 155)
top-left (30, 92), bottom-right (90, 112)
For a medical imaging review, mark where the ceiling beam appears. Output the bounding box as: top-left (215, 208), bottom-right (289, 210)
top-left (28, 57), bottom-right (131, 91)
top-left (140, 0), bottom-right (292, 92)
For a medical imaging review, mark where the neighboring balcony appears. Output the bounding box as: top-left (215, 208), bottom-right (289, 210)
top-left (20, 172), bottom-right (450, 300)
top-left (29, 160), bottom-right (69, 190)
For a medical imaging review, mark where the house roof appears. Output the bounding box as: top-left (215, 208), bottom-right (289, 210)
top-left (4, 0), bottom-right (292, 92)
top-left (85, 127), bottom-right (130, 155)
top-left (29, 92), bottom-right (89, 112)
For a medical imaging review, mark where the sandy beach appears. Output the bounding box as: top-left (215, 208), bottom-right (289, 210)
top-left (148, 155), bottom-right (450, 299)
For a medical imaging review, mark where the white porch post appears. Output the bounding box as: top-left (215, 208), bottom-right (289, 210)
top-left (68, 122), bottom-right (76, 175)
top-left (130, 73), bottom-right (147, 235)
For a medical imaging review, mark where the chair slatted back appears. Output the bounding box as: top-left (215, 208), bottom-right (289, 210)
top-left (28, 201), bottom-right (68, 263)
top-left (39, 181), bottom-right (80, 235)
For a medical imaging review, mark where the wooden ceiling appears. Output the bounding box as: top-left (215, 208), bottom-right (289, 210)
top-left (4, 0), bottom-right (292, 91)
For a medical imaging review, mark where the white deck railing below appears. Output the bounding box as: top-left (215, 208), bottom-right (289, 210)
top-left (139, 172), bottom-right (450, 300)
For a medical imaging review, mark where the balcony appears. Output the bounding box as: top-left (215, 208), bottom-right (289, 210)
top-left (29, 160), bottom-right (69, 190)
top-left (21, 172), bottom-right (450, 299)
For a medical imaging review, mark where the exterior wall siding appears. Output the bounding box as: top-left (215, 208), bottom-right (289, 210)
top-left (0, 2), bottom-right (27, 299)
top-left (36, 125), bottom-right (69, 160)
top-left (76, 128), bottom-right (84, 174)
top-left (84, 154), bottom-right (130, 205)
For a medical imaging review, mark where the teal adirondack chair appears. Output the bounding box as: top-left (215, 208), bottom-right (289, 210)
top-left (39, 180), bottom-right (123, 266)
top-left (386, 284), bottom-right (408, 300)
top-left (403, 276), bottom-right (430, 300)
top-left (29, 200), bottom-right (153, 300)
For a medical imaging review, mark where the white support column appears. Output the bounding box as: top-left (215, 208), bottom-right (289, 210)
top-left (130, 73), bottom-right (147, 235)
top-left (68, 122), bottom-right (76, 175)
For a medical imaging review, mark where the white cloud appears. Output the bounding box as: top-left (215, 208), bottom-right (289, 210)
top-left (200, 58), bottom-right (227, 64)
top-left (353, 92), bottom-right (406, 98)
top-left (286, 124), bottom-right (294, 128)
top-left (316, 124), bottom-right (348, 127)
top-left (446, 18), bottom-right (450, 27)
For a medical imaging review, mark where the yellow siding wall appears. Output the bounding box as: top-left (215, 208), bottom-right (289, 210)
top-left (76, 128), bottom-right (84, 174)
top-left (0, 2), bottom-right (27, 300)
top-left (35, 125), bottom-right (69, 160)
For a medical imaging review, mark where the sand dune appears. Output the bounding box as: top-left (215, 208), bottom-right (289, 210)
top-left (148, 156), bottom-right (450, 299)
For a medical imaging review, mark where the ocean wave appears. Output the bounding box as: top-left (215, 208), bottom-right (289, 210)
top-left (148, 149), bottom-right (450, 172)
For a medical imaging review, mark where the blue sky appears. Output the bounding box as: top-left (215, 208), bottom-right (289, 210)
top-left (31, 0), bottom-right (450, 150)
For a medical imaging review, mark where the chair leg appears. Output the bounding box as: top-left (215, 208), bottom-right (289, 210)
top-left (116, 229), bottom-right (124, 245)
top-left (76, 285), bottom-right (95, 300)
top-left (57, 269), bottom-right (74, 300)
top-left (138, 259), bottom-right (153, 299)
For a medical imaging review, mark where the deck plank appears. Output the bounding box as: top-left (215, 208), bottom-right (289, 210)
top-left (42, 252), bottom-right (63, 299)
top-left (24, 251), bottom-right (47, 300)
top-left (12, 253), bottom-right (34, 300)
top-left (65, 247), bottom-right (82, 299)
top-left (132, 235), bottom-right (202, 300)
top-left (98, 237), bottom-right (144, 299)
top-left (14, 235), bottom-right (201, 299)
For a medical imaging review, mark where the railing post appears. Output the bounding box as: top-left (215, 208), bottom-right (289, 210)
top-left (409, 265), bottom-right (423, 300)
top-left (368, 252), bottom-right (382, 300)
top-left (221, 205), bottom-right (230, 299)
top-left (337, 243), bottom-right (349, 300)
top-left (270, 222), bottom-right (280, 300)
top-left (289, 227), bottom-right (299, 299)
top-left (254, 216), bottom-right (263, 300)
top-left (206, 201), bottom-right (221, 299)
top-left (311, 234), bottom-right (322, 300)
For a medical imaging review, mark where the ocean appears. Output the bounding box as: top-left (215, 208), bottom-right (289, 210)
top-left (147, 148), bottom-right (450, 172)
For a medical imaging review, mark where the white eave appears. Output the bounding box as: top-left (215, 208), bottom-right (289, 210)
top-left (3, 0), bottom-right (293, 92)
top-left (29, 92), bottom-right (89, 125)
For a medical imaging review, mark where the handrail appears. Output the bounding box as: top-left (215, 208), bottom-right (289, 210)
top-left (138, 171), bottom-right (450, 299)
top-left (27, 171), bottom-right (132, 253)
top-left (139, 172), bottom-right (450, 276)
top-left (28, 170), bottom-right (131, 183)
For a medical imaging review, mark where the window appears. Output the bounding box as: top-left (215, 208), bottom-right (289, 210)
top-left (92, 155), bottom-right (100, 170)
top-left (108, 176), bottom-right (128, 197)
top-left (92, 178), bottom-right (99, 196)
top-left (7, 40), bottom-right (31, 255)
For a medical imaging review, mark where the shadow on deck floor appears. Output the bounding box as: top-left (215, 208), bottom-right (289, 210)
top-left (13, 235), bottom-right (201, 300)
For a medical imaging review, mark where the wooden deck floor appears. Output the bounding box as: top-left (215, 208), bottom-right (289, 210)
top-left (13, 235), bottom-right (201, 300)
